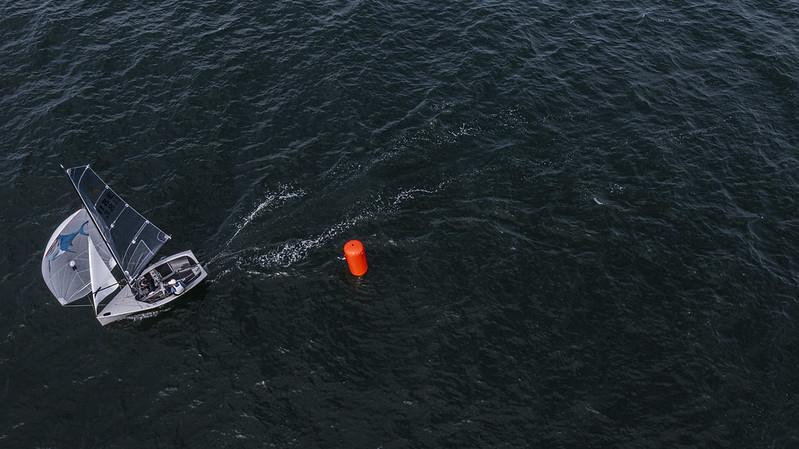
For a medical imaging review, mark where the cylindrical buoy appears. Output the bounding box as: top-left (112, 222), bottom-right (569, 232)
top-left (344, 240), bottom-right (368, 276)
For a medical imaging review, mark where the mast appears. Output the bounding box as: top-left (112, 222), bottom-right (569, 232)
top-left (62, 164), bottom-right (132, 285)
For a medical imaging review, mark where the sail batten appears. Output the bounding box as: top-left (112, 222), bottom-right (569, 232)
top-left (65, 165), bottom-right (169, 282)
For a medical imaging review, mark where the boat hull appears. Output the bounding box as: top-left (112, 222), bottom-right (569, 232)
top-left (95, 250), bottom-right (207, 325)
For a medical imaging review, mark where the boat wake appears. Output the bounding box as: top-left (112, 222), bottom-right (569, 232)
top-left (256, 179), bottom-right (451, 270)
top-left (204, 106), bottom-right (528, 280)
top-left (207, 184), bottom-right (306, 266)
top-left (211, 179), bottom-right (452, 279)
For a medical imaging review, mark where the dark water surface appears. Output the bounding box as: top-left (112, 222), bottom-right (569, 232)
top-left (1, 1), bottom-right (798, 447)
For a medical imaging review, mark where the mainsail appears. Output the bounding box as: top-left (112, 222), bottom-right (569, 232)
top-left (65, 165), bottom-right (170, 282)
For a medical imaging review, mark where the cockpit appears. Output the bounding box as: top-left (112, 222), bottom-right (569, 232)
top-left (133, 255), bottom-right (202, 302)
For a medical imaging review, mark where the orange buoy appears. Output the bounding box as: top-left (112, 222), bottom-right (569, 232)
top-left (344, 240), bottom-right (368, 276)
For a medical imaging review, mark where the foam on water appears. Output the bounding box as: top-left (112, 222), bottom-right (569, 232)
top-left (332, 105), bottom-right (528, 182)
top-left (227, 184), bottom-right (306, 246)
top-left (237, 179), bottom-right (452, 274)
top-left (208, 184), bottom-right (306, 265)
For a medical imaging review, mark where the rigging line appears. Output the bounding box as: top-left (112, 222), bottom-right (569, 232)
top-left (93, 282), bottom-right (120, 296)
top-left (63, 166), bottom-right (132, 284)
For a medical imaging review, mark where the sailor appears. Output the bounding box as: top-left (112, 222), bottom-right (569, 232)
top-left (138, 277), bottom-right (151, 295)
top-left (167, 279), bottom-right (185, 295)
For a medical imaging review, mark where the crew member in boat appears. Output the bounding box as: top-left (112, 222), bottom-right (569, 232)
top-left (167, 278), bottom-right (185, 295)
top-left (138, 276), bottom-right (152, 296)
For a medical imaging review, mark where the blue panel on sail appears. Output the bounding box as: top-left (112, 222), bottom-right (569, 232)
top-left (41, 209), bottom-right (92, 305)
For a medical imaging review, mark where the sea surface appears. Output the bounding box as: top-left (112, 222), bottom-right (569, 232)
top-left (1, 1), bottom-right (798, 448)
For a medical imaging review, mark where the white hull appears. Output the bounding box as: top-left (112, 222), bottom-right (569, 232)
top-left (96, 250), bottom-right (207, 325)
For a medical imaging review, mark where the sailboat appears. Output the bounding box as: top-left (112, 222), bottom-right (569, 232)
top-left (41, 164), bottom-right (208, 325)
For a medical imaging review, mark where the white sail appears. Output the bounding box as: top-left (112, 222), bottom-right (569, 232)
top-left (65, 165), bottom-right (170, 283)
top-left (42, 163), bottom-right (208, 326)
top-left (88, 237), bottom-right (119, 311)
top-left (41, 209), bottom-right (92, 305)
